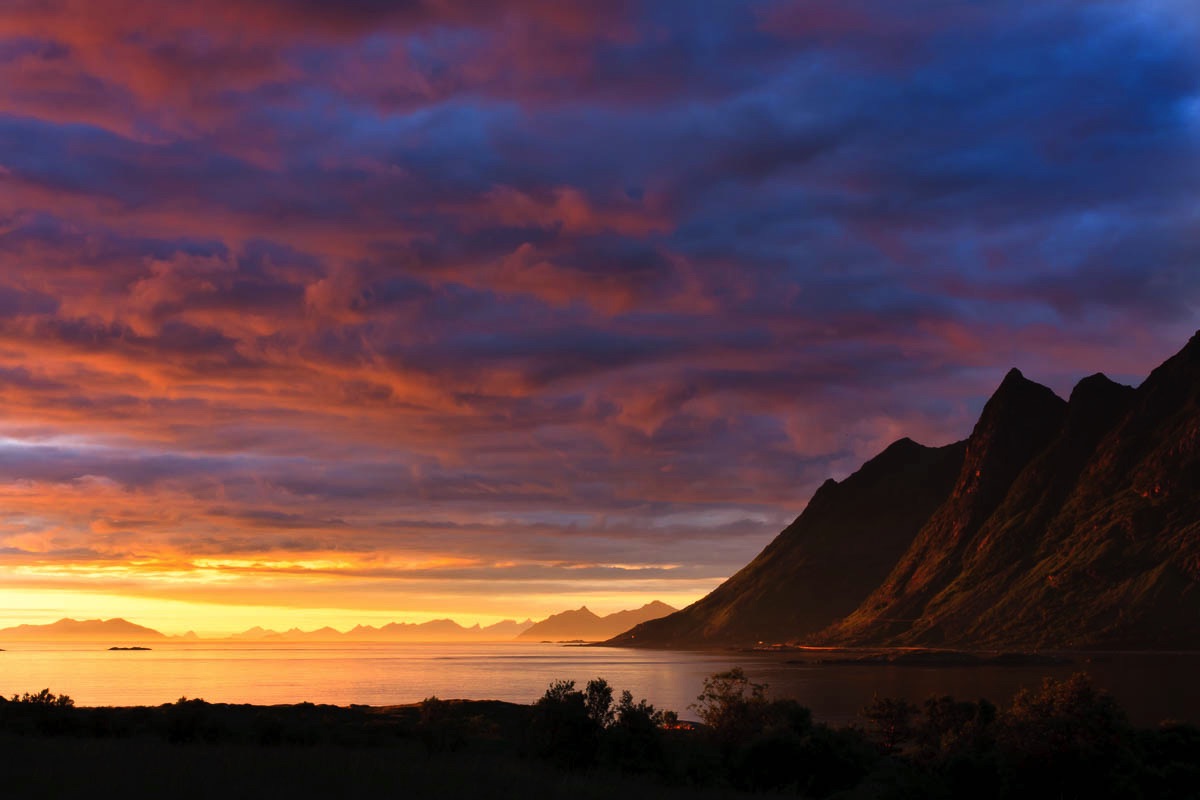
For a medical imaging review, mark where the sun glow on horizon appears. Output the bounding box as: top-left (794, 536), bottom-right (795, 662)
top-left (0, 582), bottom-right (714, 639)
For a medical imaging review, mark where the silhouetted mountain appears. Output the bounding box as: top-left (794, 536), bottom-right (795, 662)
top-left (228, 626), bottom-right (275, 641)
top-left (608, 438), bottom-right (965, 647)
top-left (916, 335), bottom-right (1200, 649)
top-left (0, 618), bottom-right (167, 642)
top-left (230, 617), bottom-right (536, 642)
top-left (835, 372), bottom-right (1136, 647)
top-left (609, 332), bottom-right (1200, 650)
top-left (236, 606), bottom-right (669, 642)
top-left (478, 618), bottom-right (538, 639)
top-left (821, 368), bottom-right (1068, 644)
top-left (518, 601), bottom-right (677, 641)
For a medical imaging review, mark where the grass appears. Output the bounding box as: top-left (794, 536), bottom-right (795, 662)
top-left (0, 733), bottom-right (778, 800)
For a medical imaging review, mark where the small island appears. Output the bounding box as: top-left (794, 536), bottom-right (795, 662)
top-left (107, 646), bottom-right (152, 651)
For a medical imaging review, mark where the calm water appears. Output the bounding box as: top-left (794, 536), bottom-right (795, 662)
top-left (2, 642), bottom-right (1197, 726)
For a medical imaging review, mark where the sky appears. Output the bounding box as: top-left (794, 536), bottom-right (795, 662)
top-left (0, 1), bottom-right (1198, 636)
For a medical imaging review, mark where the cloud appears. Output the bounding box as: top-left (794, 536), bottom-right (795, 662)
top-left (0, 0), bottom-right (1196, 625)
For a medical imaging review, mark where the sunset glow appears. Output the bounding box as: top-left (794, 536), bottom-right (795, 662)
top-left (1, 1), bottom-right (1197, 635)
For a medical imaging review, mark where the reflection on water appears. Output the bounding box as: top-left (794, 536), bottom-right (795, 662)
top-left (1, 642), bottom-right (1196, 726)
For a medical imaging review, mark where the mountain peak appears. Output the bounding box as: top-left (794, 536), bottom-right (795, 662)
top-left (973, 367), bottom-right (1065, 444)
top-left (868, 437), bottom-right (929, 464)
top-left (1136, 329), bottom-right (1200, 398)
top-left (1067, 373), bottom-right (1134, 419)
top-left (641, 600), bottom-right (673, 611)
top-left (990, 366), bottom-right (1055, 401)
top-left (0, 617), bottom-right (167, 641)
top-left (610, 332), bottom-right (1200, 651)
top-left (1071, 372), bottom-right (1120, 399)
top-left (518, 601), bottom-right (675, 641)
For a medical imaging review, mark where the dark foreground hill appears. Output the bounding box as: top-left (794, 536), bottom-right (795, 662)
top-left (611, 332), bottom-right (1200, 650)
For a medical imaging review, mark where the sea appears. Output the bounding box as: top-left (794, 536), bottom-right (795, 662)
top-left (2, 642), bottom-right (1198, 727)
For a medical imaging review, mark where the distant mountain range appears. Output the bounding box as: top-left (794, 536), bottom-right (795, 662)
top-left (515, 601), bottom-right (677, 642)
top-left (0, 601), bottom-right (676, 644)
top-left (611, 332), bottom-right (1200, 651)
top-left (228, 617), bottom-right (535, 642)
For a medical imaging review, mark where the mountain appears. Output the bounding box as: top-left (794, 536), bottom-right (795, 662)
top-left (229, 626), bottom-right (276, 641)
top-left (823, 372), bottom-right (1134, 647)
top-left (244, 604), bottom-right (674, 643)
top-left (818, 368), bottom-right (1068, 644)
top-left (0, 618), bottom-right (167, 642)
top-left (607, 440), bottom-right (965, 647)
top-left (608, 332), bottom-right (1200, 651)
top-left (230, 617), bottom-right (536, 642)
top-left (517, 601), bottom-right (677, 642)
top-left (476, 618), bottom-right (536, 639)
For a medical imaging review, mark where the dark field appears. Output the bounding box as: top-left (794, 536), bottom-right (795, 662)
top-left (1, 735), bottom-right (774, 800)
top-left (2, 672), bottom-right (1197, 799)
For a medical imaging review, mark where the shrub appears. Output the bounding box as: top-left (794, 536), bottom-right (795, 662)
top-left (417, 696), bottom-right (467, 753)
top-left (11, 689), bottom-right (74, 708)
top-left (584, 678), bottom-right (615, 728)
top-left (0, 689), bottom-right (79, 735)
top-left (164, 697), bottom-right (230, 744)
top-left (996, 673), bottom-right (1138, 798)
top-left (691, 667), bottom-right (768, 744)
top-left (791, 723), bottom-right (879, 798)
top-left (527, 680), bottom-right (601, 769)
top-left (603, 690), bottom-right (673, 775)
top-left (861, 695), bottom-right (919, 754)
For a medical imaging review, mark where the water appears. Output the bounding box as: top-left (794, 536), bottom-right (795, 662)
top-left (2, 642), bottom-right (1197, 726)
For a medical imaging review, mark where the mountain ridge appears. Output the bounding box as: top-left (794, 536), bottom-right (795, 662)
top-left (0, 602), bottom-right (675, 643)
top-left (607, 332), bottom-right (1200, 651)
top-left (608, 437), bottom-right (965, 647)
top-left (517, 601), bottom-right (677, 642)
top-left (0, 617), bottom-right (167, 642)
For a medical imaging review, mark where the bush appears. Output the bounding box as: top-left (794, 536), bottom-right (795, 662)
top-left (604, 690), bottom-right (673, 775)
top-left (0, 689), bottom-right (79, 735)
top-left (417, 696), bottom-right (467, 753)
top-left (996, 673), bottom-right (1138, 799)
top-left (527, 678), bottom-right (681, 777)
top-left (691, 667), bottom-right (768, 745)
top-left (791, 723), bottom-right (879, 798)
top-left (861, 695), bottom-right (919, 754)
top-left (690, 667), bottom-right (878, 793)
top-left (164, 697), bottom-right (230, 744)
top-left (10, 689), bottom-right (74, 708)
top-left (584, 678), bottom-right (615, 728)
top-left (527, 680), bottom-right (601, 769)
top-left (1138, 721), bottom-right (1200, 800)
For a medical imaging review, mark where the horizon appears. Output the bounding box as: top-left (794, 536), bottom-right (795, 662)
top-left (1, 1), bottom-right (1198, 636)
top-left (0, 344), bottom-right (1186, 637)
top-left (0, 598), bottom-right (678, 639)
